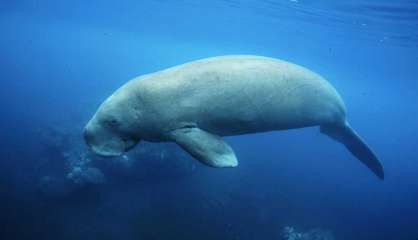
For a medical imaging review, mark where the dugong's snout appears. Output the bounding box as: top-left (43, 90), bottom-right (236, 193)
top-left (83, 121), bottom-right (136, 157)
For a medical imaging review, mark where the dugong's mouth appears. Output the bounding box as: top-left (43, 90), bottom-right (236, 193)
top-left (89, 144), bottom-right (124, 157)
top-left (83, 127), bottom-right (126, 157)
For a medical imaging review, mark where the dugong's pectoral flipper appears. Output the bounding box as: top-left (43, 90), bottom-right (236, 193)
top-left (170, 127), bottom-right (238, 168)
top-left (320, 122), bottom-right (384, 180)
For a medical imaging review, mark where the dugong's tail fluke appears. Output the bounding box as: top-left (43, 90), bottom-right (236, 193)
top-left (320, 123), bottom-right (384, 180)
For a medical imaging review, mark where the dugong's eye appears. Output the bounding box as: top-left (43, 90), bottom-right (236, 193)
top-left (105, 118), bottom-right (119, 127)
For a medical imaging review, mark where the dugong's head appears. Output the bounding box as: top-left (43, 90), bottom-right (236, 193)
top-left (84, 88), bottom-right (141, 157)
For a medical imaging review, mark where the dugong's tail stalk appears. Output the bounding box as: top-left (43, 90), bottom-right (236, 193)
top-left (320, 122), bottom-right (384, 180)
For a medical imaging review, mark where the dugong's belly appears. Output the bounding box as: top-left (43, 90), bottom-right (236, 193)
top-left (133, 56), bottom-right (345, 139)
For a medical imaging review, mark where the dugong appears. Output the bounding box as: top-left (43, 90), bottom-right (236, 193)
top-left (84, 55), bottom-right (384, 179)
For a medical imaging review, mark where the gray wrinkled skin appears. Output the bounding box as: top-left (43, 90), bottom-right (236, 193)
top-left (84, 55), bottom-right (383, 180)
top-left (84, 55), bottom-right (345, 156)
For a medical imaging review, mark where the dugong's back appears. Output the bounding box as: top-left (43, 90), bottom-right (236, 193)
top-left (134, 55), bottom-right (345, 136)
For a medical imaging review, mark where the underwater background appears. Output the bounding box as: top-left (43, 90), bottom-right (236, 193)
top-left (1, 0), bottom-right (418, 239)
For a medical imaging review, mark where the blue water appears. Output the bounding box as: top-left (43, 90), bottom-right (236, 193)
top-left (1, 1), bottom-right (418, 239)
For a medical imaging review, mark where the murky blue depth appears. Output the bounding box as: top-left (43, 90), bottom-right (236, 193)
top-left (1, 1), bottom-right (417, 239)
